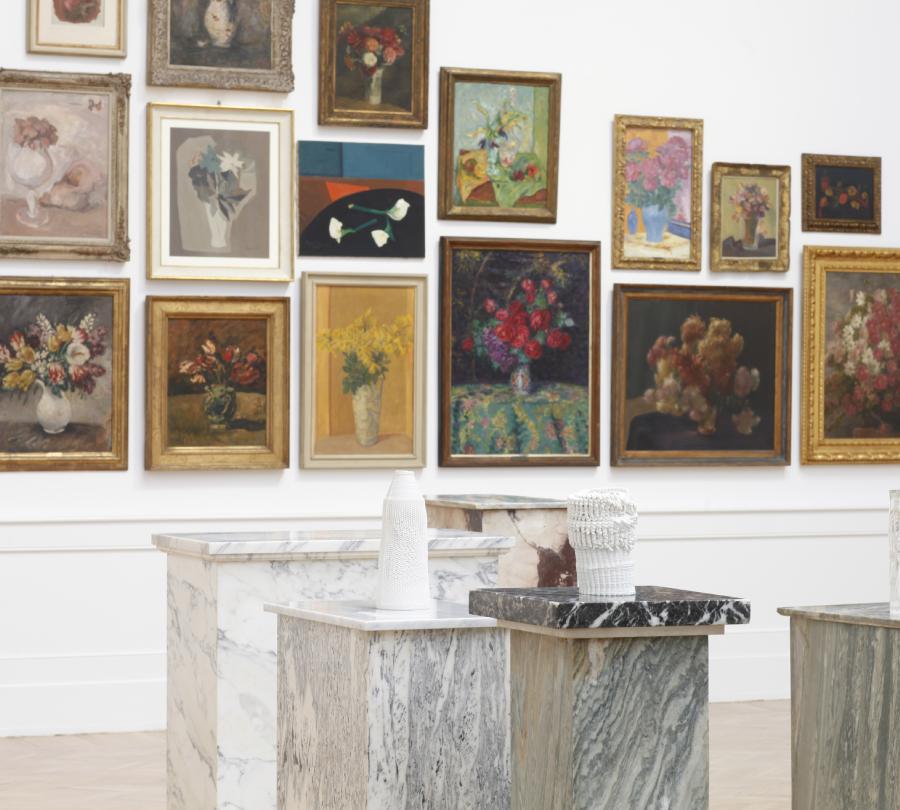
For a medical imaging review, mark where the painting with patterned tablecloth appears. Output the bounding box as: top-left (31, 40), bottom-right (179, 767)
top-left (440, 237), bottom-right (599, 466)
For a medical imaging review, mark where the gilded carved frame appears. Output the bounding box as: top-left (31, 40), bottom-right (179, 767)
top-left (801, 153), bottom-right (881, 234)
top-left (612, 114), bottom-right (704, 272)
top-left (710, 162), bottom-right (791, 273)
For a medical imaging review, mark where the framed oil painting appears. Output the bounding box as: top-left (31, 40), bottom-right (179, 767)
top-left (29, 0), bottom-right (126, 57)
top-left (298, 140), bottom-right (424, 258)
top-left (711, 163), bottom-right (790, 273)
top-left (440, 237), bottom-right (600, 467)
top-left (612, 115), bottom-right (703, 271)
top-left (611, 284), bottom-right (792, 467)
top-left (301, 273), bottom-right (426, 469)
top-left (318, 0), bottom-right (429, 128)
top-left (147, 103), bottom-right (294, 282)
top-left (0, 278), bottom-right (128, 471)
top-left (802, 247), bottom-right (900, 464)
top-left (148, 0), bottom-right (294, 92)
top-left (802, 154), bottom-right (881, 233)
top-left (438, 68), bottom-right (561, 223)
top-left (0, 70), bottom-right (129, 262)
top-left (146, 297), bottom-right (289, 470)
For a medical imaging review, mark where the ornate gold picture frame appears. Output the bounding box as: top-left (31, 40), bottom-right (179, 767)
top-left (148, 0), bottom-right (295, 92)
top-left (802, 246), bottom-right (900, 464)
top-left (146, 297), bottom-right (290, 471)
top-left (318, 0), bottom-right (429, 128)
top-left (0, 277), bottom-right (129, 471)
top-left (438, 68), bottom-right (561, 223)
top-left (612, 114), bottom-right (703, 271)
top-left (0, 70), bottom-right (130, 262)
top-left (802, 154), bottom-right (881, 234)
top-left (29, 0), bottom-right (127, 58)
top-left (301, 272), bottom-right (427, 469)
top-left (711, 163), bottom-right (791, 273)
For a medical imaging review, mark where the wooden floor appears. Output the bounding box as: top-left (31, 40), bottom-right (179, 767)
top-left (0, 700), bottom-right (790, 809)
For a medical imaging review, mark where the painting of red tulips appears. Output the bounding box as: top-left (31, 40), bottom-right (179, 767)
top-left (440, 237), bottom-right (600, 467)
top-left (802, 154), bottom-right (881, 234)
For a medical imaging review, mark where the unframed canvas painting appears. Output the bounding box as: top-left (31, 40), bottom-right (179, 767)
top-left (298, 140), bottom-right (424, 257)
top-left (166, 317), bottom-right (269, 448)
top-left (0, 87), bottom-right (111, 243)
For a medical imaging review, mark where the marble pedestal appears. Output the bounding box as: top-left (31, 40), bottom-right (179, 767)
top-left (426, 494), bottom-right (572, 587)
top-left (470, 586), bottom-right (751, 810)
top-left (777, 603), bottom-right (900, 810)
top-left (151, 529), bottom-right (513, 810)
top-left (267, 600), bottom-right (510, 810)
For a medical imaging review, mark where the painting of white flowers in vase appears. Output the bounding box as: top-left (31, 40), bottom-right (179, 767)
top-left (148, 104), bottom-right (294, 281)
top-left (301, 273), bottom-right (426, 468)
top-left (0, 278), bottom-right (128, 471)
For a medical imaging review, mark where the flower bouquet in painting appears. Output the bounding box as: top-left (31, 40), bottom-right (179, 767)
top-left (0, 313), bottom-right (107, 434)
top-left (461, 276), bottom-right (574, 396)
top-left (623, 135), bottom-right (691, 245)
top-left (643, 316), bottom-right (761, 436)
top-left (318, 311), bottom-right (412, 447)
top-left (329, 198), bottom-right (410, 250)
top-left (53, 0), bottom-right (102, 24)
top-left (824, 287), bottom-right (900, 438)
top-left (338, 21), bottom-right (406, 106)
top-left (179, 336), bottom-right (265, 431)
top-left (730, 182), bottom-right (771, 250)
top-left (188, 145), bottom-right (253, 251)
top-left (8, 116), bottom-right (59, 229)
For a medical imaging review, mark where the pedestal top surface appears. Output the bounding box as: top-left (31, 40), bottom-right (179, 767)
top-left (264, 599), bottom-right (499, 631)
top-left (777, 603), bottom-right (900, 629)
top-left (425, 494), bottom-right (566, 510)
top-left (152, 528), bottom-right (513, 561)
top-left (469, 586), bottom-right (751, 630)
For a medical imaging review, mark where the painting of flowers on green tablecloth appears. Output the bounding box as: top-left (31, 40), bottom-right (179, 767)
top-left (440, 237), bottom-right (599, 466)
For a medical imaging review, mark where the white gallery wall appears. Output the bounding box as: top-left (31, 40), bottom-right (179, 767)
top-left (0, 0), bottom-right (896, 735)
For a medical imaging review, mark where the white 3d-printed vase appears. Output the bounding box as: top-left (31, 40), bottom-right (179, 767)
top-left (375, 470), bottom-right (432, 611)
top-left (567, 488), bottom-right (638, 598)
top-left (891, 491), bottom-right (900, 617)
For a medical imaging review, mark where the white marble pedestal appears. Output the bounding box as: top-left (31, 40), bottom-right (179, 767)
top-left (425, 495), bottom-right (572, 587)
top-left (152, 529), bottom-right (513, 810)
top-left (268, 600), bottom-right (511, 810)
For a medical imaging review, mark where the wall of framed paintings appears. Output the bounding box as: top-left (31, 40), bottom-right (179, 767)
top-left (0, 0), bottom-right (897, 734)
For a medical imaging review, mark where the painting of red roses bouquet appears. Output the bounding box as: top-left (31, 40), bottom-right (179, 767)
top-left (440, 237), bottom-right (600, 466)
top-left (824, 285), bottom-right (900, 438)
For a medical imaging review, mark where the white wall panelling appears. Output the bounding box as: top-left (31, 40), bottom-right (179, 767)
top-left (0, 0), bottom-right (897, 734)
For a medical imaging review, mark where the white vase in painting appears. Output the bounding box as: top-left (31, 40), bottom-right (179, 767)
top-left (35, 381), bottom-right (71, 435)
top-left (205, 204), bottom-right (231, 250)
top-left (203, 0), bottom-right (238, 48)
top-left (375, 471), bottom-right (431, 611)
top-left (8, 145), bottom-right (54, 229)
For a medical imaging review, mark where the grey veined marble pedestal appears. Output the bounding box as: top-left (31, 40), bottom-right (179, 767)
top-left (470, 586), bottom-right (751, 810)
top-left (426, 494), bottom-right (573, 587)
top-left (778, 603), bottom-right (900, 810)
top-left (151, 529), bottom-right (512, 810)
top-left (267, 600), bottom-right (510, 810)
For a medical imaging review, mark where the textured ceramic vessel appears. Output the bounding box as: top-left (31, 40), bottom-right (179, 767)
top-left (891, 490), bottom-right (900, 617)
top-left (567, 488), bottom-right (638, 597)
top-left (376, 470), bottom-right (432, 610)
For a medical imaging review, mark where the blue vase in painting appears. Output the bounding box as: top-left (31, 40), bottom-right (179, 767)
top-left (641, 204), bottom-right (669, 244)
top-left (627, 208), bottom-right (638, 235)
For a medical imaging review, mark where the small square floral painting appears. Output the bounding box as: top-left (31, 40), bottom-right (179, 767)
top-left (440, 238), bottom-right (599, 466)
top-left (802, 154), bottom-right (881, 233)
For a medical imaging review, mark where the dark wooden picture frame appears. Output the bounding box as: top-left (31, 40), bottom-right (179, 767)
top-left (318, 0), bottom-right (429, 129)
top-left (611, 284), bottom-right (792, 467)
top-left (802, 153), bottom-right (881, 233)
top-left (440, 236), bottom-right (600, 467)
top-left (438, 67), bottom-right (561, 223)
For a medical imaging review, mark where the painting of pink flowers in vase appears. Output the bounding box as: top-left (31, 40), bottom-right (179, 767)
top-left (614, 116), bottom-right (703, 271)
top-left (440, 237), bottom-right (599, 467)
top-left (0, 87), bottom-right (111, 242)
top-left (612, 285), bottom-right (791, 466)
top-left (0, 279), bottom-right (128, 471)
top-left (823, 273), bottom-right (900, 439)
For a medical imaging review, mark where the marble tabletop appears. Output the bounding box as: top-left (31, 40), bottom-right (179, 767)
top-left (264, 599), bottom-right (499, 632)
top-left (469, 586), bottom-right (751, 629)
top-left (777, 603), bottom-right (900, 629)
top-left (425, 494), bottom-right (566, 510)
top-left (152, 528), bottom-right (514, 561)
